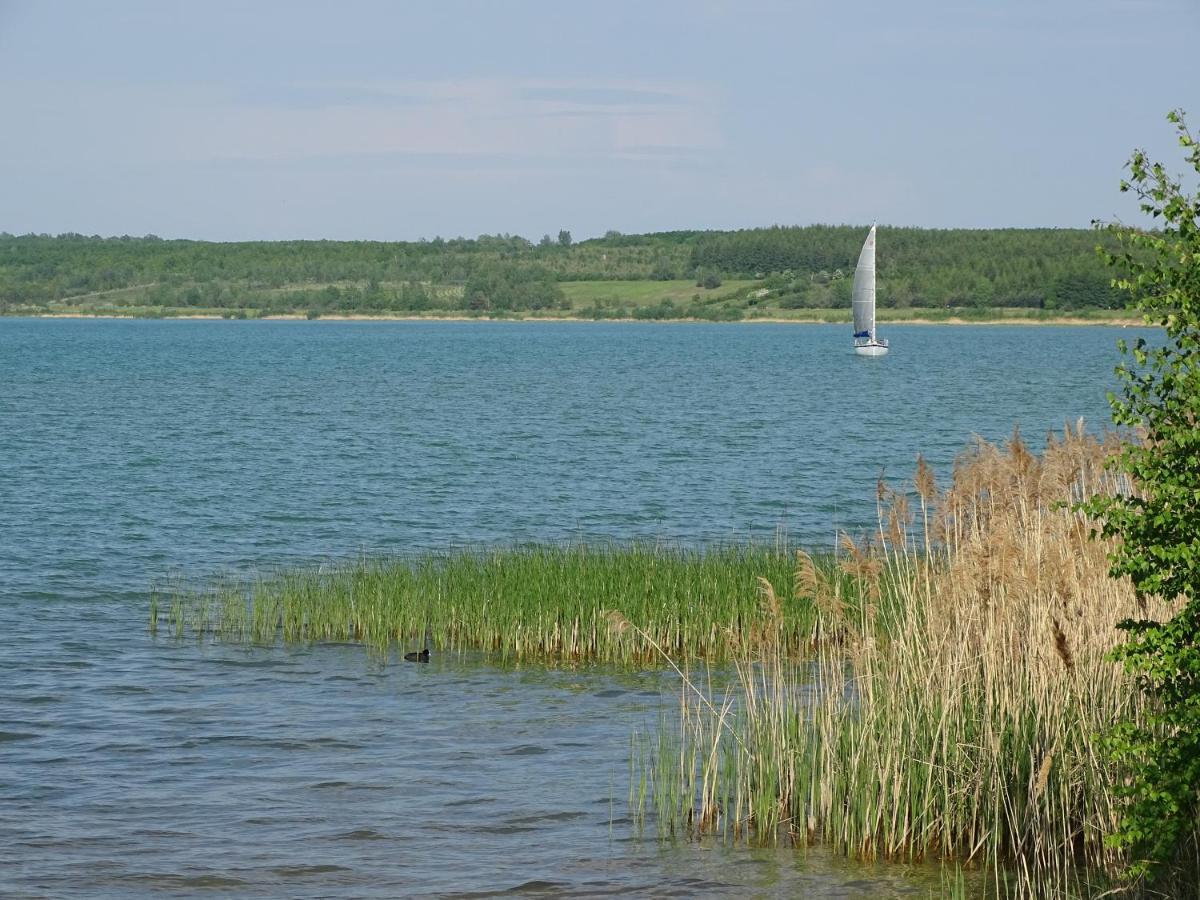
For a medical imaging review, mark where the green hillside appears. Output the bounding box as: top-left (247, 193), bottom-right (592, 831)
top-left (0, 225), bottom-right (1127, 319)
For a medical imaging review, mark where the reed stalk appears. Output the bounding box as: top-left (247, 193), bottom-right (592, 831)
top-left (160, 542), bottom-right (836, 664)
top-left (636, 424), bottom-right (1190, 897)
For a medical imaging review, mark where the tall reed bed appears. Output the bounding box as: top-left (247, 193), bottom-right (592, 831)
top-left (634, 424), bottom-right (1187, 897)
top-left (158, 543), bottom-right (837, 663)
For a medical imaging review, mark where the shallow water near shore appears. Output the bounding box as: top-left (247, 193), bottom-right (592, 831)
top-left (0, 319), bottom-right (1145, 896)
top-left (3, 601), bottom-right (958, 898)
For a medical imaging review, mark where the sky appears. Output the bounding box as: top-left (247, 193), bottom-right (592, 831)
top-left (1, 0), bottom-right (1197, 242)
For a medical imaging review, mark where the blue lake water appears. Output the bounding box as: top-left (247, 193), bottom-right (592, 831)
top-left (0, 318), bottom-right (1143, 897)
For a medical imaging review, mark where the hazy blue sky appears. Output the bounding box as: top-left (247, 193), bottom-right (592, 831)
top-left (1, 0), bottom-right (1196, 241)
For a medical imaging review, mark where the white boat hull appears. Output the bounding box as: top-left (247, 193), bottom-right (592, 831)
top-left (854, 341), bottom-right (889, 357)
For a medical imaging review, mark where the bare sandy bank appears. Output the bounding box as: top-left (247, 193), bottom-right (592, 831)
top-left (15, 312), bottom-right (1148, 327)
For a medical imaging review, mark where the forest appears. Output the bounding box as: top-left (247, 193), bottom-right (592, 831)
top-left (0, 225), bottom-right (1124, 318)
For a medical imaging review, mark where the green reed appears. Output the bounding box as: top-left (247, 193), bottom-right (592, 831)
top-left (633, 426), bottom-right (1197, 898)
top-left (158, 543), bottom-right (864, 663)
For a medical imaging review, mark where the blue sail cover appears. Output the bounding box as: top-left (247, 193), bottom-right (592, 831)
top-left (853, 330), bottom-right (870, 338)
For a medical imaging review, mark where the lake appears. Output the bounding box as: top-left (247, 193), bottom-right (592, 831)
top-left (0, 318), bottom-right (1143, 897)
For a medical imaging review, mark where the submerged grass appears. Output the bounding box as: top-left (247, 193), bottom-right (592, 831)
top-left (160, 543), bottom-right (856, 663)
top-left (632, 424), bottom-right (1196, 897)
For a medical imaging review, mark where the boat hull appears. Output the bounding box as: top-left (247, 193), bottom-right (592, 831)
top-left (854, 342), bottom-right (889, 357)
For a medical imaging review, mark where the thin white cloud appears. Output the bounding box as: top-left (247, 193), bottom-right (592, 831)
top-left (1, 77), bottom-right (721, 170)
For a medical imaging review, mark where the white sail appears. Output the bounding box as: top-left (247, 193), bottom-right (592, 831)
top-left (852, 225), bottom-right (887, 356)
top-left (851, 225), bottom-right (876, 340)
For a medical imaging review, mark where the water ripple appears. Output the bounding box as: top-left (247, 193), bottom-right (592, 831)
top-left (0, 318), bottom-right (1135, 897)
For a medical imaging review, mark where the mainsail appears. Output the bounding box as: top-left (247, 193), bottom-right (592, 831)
top-left (852, 225), bottom-right (876, 340)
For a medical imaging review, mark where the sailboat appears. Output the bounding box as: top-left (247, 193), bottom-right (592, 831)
top-left (852, 224), bottom-right (889, 356)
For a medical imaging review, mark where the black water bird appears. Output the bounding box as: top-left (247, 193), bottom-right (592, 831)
top-left (404, 625), bottom-right (431, 663)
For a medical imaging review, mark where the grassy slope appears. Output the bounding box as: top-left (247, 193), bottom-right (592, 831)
top-left (18, 282), bottom-right (1145, 325)
top-left (558, 279), bottom-right (759, 307)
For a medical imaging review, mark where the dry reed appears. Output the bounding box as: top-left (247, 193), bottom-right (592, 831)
top-left (641, 424), bottom-right (1182, 897)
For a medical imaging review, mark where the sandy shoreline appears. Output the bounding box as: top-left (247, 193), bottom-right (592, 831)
top-left (14, 311), bottom-right (1148, 326)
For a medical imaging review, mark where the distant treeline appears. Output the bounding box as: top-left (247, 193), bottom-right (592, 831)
top-left (0, 225), bottom-right (1124, 314)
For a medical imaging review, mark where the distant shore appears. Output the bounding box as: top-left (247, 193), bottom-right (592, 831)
top-left (15, 310), bottom-right (1149, 326)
